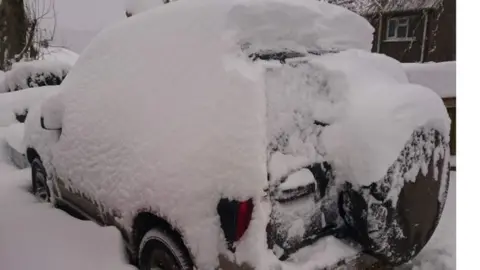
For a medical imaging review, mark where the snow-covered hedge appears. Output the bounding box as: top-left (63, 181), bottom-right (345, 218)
top-left (403, 61), bottom-right (456, 98)
top-left (0, 60), bottom-right (71, 93)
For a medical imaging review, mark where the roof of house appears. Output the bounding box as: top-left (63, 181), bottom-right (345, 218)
top-left (349, 0), bottom-right (443, 15)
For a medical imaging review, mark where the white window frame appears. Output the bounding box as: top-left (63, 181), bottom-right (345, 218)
top-left (385, 16), bottom-right (415, 42)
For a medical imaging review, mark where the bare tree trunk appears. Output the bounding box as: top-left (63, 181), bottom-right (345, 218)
top-left (0, 0), bottom-right (29, 70)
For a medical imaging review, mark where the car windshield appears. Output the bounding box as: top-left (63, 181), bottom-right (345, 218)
top-left (249, 49), bottom-right (338, 63)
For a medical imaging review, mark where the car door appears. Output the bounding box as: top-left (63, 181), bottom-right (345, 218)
top-left (40, 93), bottom-right (105, 225)
top-left (55, 177), bottom-right (105, 224)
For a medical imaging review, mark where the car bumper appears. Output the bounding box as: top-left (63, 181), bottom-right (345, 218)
top-left (217, 252), bottom-right (384, 270)
top-left (6, 143), bottom-right (29, 169)
top-left (218, 255), bottom-right (254, 270)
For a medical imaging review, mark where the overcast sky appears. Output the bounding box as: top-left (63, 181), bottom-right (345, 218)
top-left (55, 0), bottom-right (125, 31)
top-left (48, 0), bottom-right (126, 52)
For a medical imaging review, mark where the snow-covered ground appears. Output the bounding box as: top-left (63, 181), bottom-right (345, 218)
top-left (0, 126), bottom-right (456, 269)
top-left (0, 127), bottom-right (135, 270)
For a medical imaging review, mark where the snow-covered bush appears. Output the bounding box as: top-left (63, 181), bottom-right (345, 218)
top-left (0, 60), bottom-right (71, 93)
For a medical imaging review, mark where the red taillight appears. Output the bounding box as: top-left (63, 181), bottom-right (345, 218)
top-left (217, 198), bottom-right (254, 250)
top-left (235, 200), bottom-right (254, 241)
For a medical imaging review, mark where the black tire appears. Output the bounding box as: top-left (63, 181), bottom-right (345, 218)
top-left (31, 157), bottom-right (50, 202)
top-left (138, 228), bottom-right (193, 270)
top-left (339, 128), bottom-right (450, 266)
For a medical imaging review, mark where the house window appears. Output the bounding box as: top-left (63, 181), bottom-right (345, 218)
top-left (386, 17), bottom-right (412, 41)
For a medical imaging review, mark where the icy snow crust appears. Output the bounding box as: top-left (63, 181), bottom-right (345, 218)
top-left (32, 0), bottom-right (449, 269)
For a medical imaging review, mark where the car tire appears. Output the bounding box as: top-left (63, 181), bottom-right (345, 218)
top-left (338, 128), bottom-right (450, 266)
top-left (31, 157), bottom-right (50, 202)
top-left (138, 228), bottom-right (193, 270)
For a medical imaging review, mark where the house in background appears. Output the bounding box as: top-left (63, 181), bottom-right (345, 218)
top-left (356, 0), bottom-right (455, 63)
top-left (345, 0), bottom-right (457, 157)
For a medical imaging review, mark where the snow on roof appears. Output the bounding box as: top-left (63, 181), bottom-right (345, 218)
top-left (350, 0), bottom-right (443, 15)
top-left (227, 0), bottom-right (373, 54)
top-left (403, 61), bottom-right (456, 98)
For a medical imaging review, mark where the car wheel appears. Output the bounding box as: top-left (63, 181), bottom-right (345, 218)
top-left (31, 157), bottom-right (50, 202)
top-left (339, 128), bottom-right (450, 266)
top-left (138, 228), bottom-right (193, 270)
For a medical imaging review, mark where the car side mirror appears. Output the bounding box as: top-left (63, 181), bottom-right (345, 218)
top-left (40, 94), bottom-right (64, 131)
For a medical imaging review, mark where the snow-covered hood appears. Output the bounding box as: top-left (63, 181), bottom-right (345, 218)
top-left (0, 86), bottom-right (61, 127)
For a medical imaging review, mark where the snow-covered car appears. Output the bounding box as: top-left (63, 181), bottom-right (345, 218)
top-left (24, 0), bottom-right (451, 269)
top-left (0, 86), bottom-right (61, 126)
top-left (0, 86), bottom-right (60, 168)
